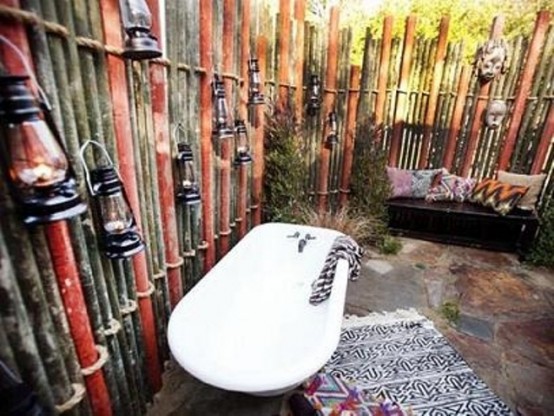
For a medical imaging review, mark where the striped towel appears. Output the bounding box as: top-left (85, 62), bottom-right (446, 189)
top-left (309, 235), bottom-right (363, 305)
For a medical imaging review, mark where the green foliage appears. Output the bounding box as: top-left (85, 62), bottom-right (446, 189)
top-left (440, 300), bottom-right (460, 324)
top-left (527, 203), bottom-right (554, 269)
top-left (378, 235), bottom-right (403, 255)
top-left (263, 105), bottom-right (309, 223)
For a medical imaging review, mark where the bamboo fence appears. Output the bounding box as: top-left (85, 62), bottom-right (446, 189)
top-left (0, 1), bottom-right (552, 414)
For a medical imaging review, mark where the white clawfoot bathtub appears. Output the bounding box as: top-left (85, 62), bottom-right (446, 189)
top-left (167, 222), bottom-right (349, 396)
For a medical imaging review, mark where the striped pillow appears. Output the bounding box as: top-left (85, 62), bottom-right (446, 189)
top-left (469, 179), bottom-right (529, 216)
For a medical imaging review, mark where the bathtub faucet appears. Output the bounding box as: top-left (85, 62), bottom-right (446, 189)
top-left (298, 238), bottom-right (307, 253)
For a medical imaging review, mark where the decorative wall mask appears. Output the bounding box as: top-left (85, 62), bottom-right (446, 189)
top-left (485, 100), bottom-right (507, 129)
top-left (474, 39), bottom-right (509, 82)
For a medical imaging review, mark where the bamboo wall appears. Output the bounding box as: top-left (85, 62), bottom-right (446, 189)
top-left (0, 1), bottom-right (552, 415)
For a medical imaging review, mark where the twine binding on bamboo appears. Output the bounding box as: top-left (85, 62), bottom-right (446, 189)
top-left (0, 5), bottom-right (68, 37)
top-left (219, 229), bottom-right (232, 236)
top-left (165, 257), bottom-right (184, 269)
top-left (339, 188), bottom-right (351, 194)
top-left (102, 319), bottom-right (122, 337)
top-left (182, 249), bottom-right (196, 258)
top-left (81, 345), bottom-right (109, 377)
top-left (120, 299), bottom-right (138, 315)
top-left (54, 383), bottom-right (86, 414)
top-left (198, 241), bottom-right (209, 251)
top-left (137, 282), bottom-right (155, 299)
top-left (153, 271), bottom-right (166, 280)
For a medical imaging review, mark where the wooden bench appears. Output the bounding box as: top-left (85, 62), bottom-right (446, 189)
top-left (386, 198), bottom-right (539, 255)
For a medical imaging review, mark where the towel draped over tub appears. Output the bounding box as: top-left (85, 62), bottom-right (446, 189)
top-left (309, 235), bottom-right (363, 305)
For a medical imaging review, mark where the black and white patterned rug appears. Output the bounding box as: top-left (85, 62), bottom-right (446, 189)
top-left (324, 309), bottom-right (513, 415)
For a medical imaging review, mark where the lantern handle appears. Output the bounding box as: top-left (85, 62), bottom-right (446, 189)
top-left (173, 122), bottom-right (189, 144)
top-left (79, 140), bottom-right (117, 196)
top-left (0, 35), bottom-right (52, 111)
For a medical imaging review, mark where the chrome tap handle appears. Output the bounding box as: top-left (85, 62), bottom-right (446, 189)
top-left (287, 231), bottom-right (300, 238)
top-left (305, 233), bottom-right (316, 240)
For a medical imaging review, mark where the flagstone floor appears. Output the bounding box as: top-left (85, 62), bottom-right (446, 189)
top-left (148, 238), bottom-right (554, 416)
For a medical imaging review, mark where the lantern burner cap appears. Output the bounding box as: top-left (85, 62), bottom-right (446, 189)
top-left (0, 75), bottom-right (41, 120)
top-left (123, 29), bottom-right (162, 60)
top-left (90, 166), bottom-right (122, 195)
top-left (235, 152), bottom-right (252, 165)
top-left (177, 142), bottom-right (194, 161)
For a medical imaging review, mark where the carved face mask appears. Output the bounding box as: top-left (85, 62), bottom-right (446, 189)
top-left (485, 100), bottom-right (507, 129)
top-left (475, 39), bottom-right (508, 82)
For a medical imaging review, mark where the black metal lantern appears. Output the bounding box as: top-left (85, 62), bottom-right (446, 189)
top-left (80, 141), bottom-right (144, 259)
top-left (176, 142), bottom-right (201, 205)
top-left (307, 74), bottom-right (321, 116)
top-left (234, 119), bottom-right (252, 165)
top-left (119, 0), bottom-right (162, 60)
top-left (0, 75), bottom-right (87, 225)
top-left (213, 75), bottom-right (234, 139)
top-left (247, 58), bottom-right (265, 105)
top-left (326, 111), bottom-right (339, 147)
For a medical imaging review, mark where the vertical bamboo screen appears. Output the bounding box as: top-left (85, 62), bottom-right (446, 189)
top-left (0, 1), bottom-right (552, 415)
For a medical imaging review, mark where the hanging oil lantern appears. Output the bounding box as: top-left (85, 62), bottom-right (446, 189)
top-left (307, 74), bottom-right (321, 116)
top-left (80, 141), bottom-right (144, 259)
top-left (176, 142), bottom-right (201, 205)
top-left (326, 111), bottom-right (339, 147)
top-left (247, 57), bottom-right (265, 105)
top-left (119, 0), bottom-right (162, 60)
top-left (0, 75), bottom-right (87, 225)
top-left (213, 74), bottom-right (234, 139)
top-left (234, 119), bottom-right (252, 165)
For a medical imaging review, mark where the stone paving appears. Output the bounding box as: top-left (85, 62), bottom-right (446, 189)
top-left (148, 238), bottom-right (554, 416)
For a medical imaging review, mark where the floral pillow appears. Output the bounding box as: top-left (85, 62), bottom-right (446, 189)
top-left (426, 174), bottom-right (476, 202)
top-left (387, 167), bottom-right (442, 199)
top-left (469, 179), bottom-right (529, 216)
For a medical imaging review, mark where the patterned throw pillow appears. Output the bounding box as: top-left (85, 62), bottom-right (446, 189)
top-left (497, 171), bottom-right (546, 211)
top-left (387, 167), bottom-right (441, 199)
top-left (469, 179), bottom-right (529, 215)
top-left (426, 174), bottom-right (477, 202)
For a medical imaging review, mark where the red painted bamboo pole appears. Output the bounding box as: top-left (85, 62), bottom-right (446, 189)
top-left (45, 223), bottom-right (112, 416)
top-left (316, 6), bottom-right (340, 214)
top-left (460, 16), bottom-right (504, 177)
top-left (277, 0), bottom-right (291, 112)
top-left (339, 65), bottom-right (361, 208)
top-left (146, 0), bottom-right (183, 307)
top-left (443, 65), bottom-right (472, 172)
top-left (419, 16), bottom-right (450, 168)
top-left (0, 7), bottom-right (112, 414)
top-left (497, 11), bottom-right (551, 172)
top-left (219, 0), bottom-right (235, 256)
top-left (294, 0), bottom-right (306, 122)
top-left (389, 15), bottom-right (417, 167)
top-left (531, 104), bottom-right (554, 174)
top-left (375, 16), bottom-right (393, 130)
top-left (99, 1), bottom-right (162, 391)
top-left (252, 36), bottom-right (267, 226)
top-left (237, 0), bottom-right (250, 238)
top-left (199, 0), bottom-right (216, 270)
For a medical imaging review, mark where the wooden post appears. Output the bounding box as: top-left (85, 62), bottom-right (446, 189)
top-left (219, 0), bottom-right (234, 255)
top-left (460, 16), bottom-right (504, 176)
top-left (443, 65), bottom-right (472, 171)
top-left (497, 11), bottom-right (551, 171)
top-left (531, 104), bottom-right (554, 174)
top-left (199, 0), bottom-right (216, 270)
top-left (375, 16), bottom-right (393, 130)
top-left (419, 16), bottom-right (449, 168)
top-left (252, 35), bottom-right (267, 226)
top-left (145, 0), bottom-right (184, 307)
top-left (277, 0), bottom-right (291, 112)
top-left (316, 6), bottom-right (340, 214)
top-left (237, 0), bottom-right (250, 238)
top-left (294, 0), bottom-right (306, 122)
top-left (389, 15), bottom-right (417, 166)
top-left (339, 65), bottom-right (361, 207)
top-left (98, 1), bottom-right (162, 392)
top-left (46, 223), bottom-right (112, 416)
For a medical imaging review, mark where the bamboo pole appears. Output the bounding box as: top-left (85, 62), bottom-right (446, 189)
top-left (294, 0), bottom-right (305, 122)
top-left (0, 321), bottom-right (17, 373)
top-left (252, 35), bottom-right (267, 226)
top-left (389, 15), bottom-right (417, 167)
top-left (199, 0), bottom-right (216, 270)
top-left (375, 16), bottom-right (393, 132)
top-left (219, 0), bottom-right (234, 256)
top-left (277, 0), bottom-right (291, 111)
top-left (146, 0), bottom-right (184, 309)
top-left (460, 16), bottom-right (504, 176)
top-left (45, 222), bottom-right (112, 416)
top-left (497, 11), bottom-right (551, 171)
top-left (339, 65), bottom-right (361, 207)
top-left (356, 27), bottom-right (373, 123)
top-left (531, 104), bottom-right (554, 174)
top-left (316, 6), bottom-right (340, 214)
top-left (419, 17), bottom-right (449, 168)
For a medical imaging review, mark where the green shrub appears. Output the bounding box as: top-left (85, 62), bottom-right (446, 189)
top-left (527, 203), bottom-right (554, 269)
top-left (378, 235), bottom-right (403, 255)
top-left (440, 300), bottom-right (460, 325)
top-left (263, 104), bottom-right (309, 223)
